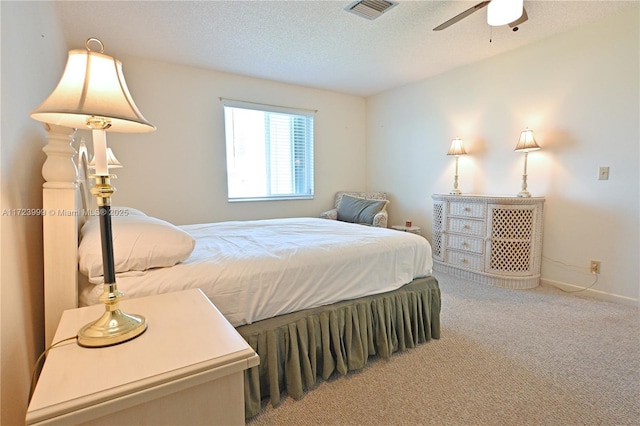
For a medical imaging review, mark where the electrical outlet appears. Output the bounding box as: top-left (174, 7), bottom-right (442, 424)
top-left (590, 260), bottom-right (601, 275)
top-left (598, 166), bottom-right (610, 180)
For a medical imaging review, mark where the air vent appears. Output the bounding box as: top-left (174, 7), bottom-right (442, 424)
top-left (345, 0), bottom-right (398, 20)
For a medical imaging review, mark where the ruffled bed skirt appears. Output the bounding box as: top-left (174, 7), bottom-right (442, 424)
top-left (237, 276), bottom-right (441, 418)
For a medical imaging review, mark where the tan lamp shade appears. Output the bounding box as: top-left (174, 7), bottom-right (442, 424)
top-left (30, 39), bottom-right (155, 133)
top-left (447, 138), bottom-right (467, 156)
top-left (515, 128), bottom-right (540, 152)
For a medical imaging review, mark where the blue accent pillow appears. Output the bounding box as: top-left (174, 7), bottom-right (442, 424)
top-left (337, 195), bottom-right (387, 225)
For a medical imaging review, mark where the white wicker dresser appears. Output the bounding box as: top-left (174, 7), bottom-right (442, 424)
top-left (431, 194), bottom-right (544, 289)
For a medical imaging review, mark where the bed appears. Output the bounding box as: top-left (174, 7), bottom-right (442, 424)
top-left (40, 126), bottom-right (441, 419)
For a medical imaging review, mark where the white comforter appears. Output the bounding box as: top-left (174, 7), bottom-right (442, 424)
top-left (80, 217), bottom-right (433, 326)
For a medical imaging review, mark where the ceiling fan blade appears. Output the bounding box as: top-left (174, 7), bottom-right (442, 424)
top-left (433, 1), bottom-right (490, 31)
top-left (509, 7), bottom-right (528, 28)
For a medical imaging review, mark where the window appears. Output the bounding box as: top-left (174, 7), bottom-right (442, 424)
top-left (222, 100), bottom-right (315, 201)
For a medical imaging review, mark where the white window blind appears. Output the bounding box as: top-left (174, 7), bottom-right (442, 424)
top-left (222, 100), bottom-right (315, 201)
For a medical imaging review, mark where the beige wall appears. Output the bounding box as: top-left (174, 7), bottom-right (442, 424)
top-left (94, 57), bottom-right (368, 226)
top-left (2, 3), bottom-right (638, 424)
top-left (367, 8), bottom-right (639, 304)
top-left (1, 2), bottom-right (68, 424)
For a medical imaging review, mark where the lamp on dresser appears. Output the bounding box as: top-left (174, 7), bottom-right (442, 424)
top-left (514, 127), bottom-right (540, 198)
top-left (447, 137), bottom-right (467, 195)
top-left (30, 37), bottom-right (156, 347)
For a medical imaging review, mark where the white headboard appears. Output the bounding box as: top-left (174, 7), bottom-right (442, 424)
top-left (41, 124), bottom-right (83, 346)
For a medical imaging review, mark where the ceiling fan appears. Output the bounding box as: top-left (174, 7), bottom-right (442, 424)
top-left (433, 1), bottom-right (528, 32)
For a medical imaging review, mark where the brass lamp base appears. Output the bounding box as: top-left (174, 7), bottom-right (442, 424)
top-left (79, 173), bottom-right (148, 348)
top-left (78, 309), bottom-right (147, 348)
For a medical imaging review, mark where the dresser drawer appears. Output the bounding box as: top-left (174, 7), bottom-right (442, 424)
top-left (446, 234), bottom-right (484, 254)
top-left (447, 217), bottom-right (485, 237)
top-left (449, 202), bottom-right (485, 219)
top-left (447, 250), bottom-right (484, 271)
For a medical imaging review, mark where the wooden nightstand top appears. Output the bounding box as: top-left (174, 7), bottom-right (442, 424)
top-left (27, 289), bottom-right (259, 425)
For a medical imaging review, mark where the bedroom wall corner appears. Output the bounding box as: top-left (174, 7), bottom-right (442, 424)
top-left (365, 6), bottom-right (640, 306)
top-left (0, 2), bottom-right (68, 424)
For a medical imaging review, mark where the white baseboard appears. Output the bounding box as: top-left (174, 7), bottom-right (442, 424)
top-left (540, 278), bottom-right (639, 308)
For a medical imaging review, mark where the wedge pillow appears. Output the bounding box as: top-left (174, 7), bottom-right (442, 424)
top-left (337, 194), bottom-right (388, 225)
top-left (79, 214), bottom-right (195, 281)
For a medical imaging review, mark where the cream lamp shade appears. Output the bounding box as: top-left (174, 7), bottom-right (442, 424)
top-left (514, 127), bottom-right (541, 152)
top-left (447, 137), bottom-right (467, 156)
top-left (30, 39), bottom-right (154, 133)
top-left (487, 0), bottom-right (524, 26)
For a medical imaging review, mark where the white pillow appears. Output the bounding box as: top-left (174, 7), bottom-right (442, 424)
top-left (79, 214), bottom-right (195, 281)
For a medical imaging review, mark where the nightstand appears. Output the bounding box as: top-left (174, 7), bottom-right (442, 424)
top-left (26, 289), bottom-right (259, 425)
top-left (391, 225), bottom-right (421, 235)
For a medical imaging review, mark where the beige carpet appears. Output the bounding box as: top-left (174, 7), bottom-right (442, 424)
top-left (248, 272), bottom-right (640, 425)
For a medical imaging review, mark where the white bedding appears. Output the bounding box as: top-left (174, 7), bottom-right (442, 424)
top-left (79, 217), bottom-right (433, 326)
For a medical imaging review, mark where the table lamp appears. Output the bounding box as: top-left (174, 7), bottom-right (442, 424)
top-left (514, 127), bottom-right (540, 197)
top-left (447, 138), bottom-right (467, 195)
top-left (30, 38), bottom-right (155, 347)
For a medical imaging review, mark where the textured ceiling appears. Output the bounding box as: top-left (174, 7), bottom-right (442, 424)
top-left (53, 1), bottom-right (634, 97)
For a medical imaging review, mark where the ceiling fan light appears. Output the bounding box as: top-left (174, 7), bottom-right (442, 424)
top-left (487, 0), bottom-right (523, 26)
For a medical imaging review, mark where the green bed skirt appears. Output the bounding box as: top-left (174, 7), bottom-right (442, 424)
top-left (237, 275), bottom-right (441, 418)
